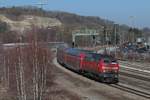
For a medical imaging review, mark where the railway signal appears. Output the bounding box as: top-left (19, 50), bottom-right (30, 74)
top-left (72, 29), bottom-right (99, 47)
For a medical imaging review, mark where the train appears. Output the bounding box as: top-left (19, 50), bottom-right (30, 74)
top-left (57, 46), bottom-right (119, 83)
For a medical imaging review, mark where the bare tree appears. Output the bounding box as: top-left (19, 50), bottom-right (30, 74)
top-left (0, 27), bottom-right (52, 100)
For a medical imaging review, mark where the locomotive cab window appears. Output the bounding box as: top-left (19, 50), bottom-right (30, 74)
top-left (103, 57), bottom-right (111, 63)
top-left (103, 55), bottom-right (117, 64)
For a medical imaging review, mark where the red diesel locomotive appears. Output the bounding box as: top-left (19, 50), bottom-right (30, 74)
top-left (57, 46), bottom-right (119, 83)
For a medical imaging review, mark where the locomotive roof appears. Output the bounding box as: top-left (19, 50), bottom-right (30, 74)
top-left (65, 48), bottom-right (115, 59)
top-left (66, 48), bottom-right (93, 53)
top-left (65, 48), bottom-right (93, 56)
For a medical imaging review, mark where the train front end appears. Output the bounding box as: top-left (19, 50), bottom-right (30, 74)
top-left (98, 55), bottom-right (119, 83)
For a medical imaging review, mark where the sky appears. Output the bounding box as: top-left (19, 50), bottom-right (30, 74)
top-left (0, 0), bottom-right (150, 28)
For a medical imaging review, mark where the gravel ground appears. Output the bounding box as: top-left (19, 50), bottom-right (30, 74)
top-left (119, 74), bottom-right (150, 92)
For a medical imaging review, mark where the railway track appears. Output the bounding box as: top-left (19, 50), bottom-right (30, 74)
top-left (119, 61), bottom-right (150, 82)
top-left (54, 58), bottom-right (150, 99)
top-left (119, 61), bottom-right (150, 71)
top-left (110, 83), bottom-right (150, 99)
top-left (120, 67), bottom-right (150, 76)
top-left (119, 70), bottom-right (150, 82)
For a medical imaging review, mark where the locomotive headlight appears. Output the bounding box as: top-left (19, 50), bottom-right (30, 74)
top-left (115, 75), bottom-right (118, 78)
top-left (114, 70), bottom-right (118, 73)
top-left (102, 69), bottom-right (106, 73)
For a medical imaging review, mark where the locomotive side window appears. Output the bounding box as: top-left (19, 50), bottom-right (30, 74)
top-left (85, 54), bottom-right (95, 62)
top-left (92, 54), bottom-right (101, 62)
top-left (85, 57), bottom-right (95, 62)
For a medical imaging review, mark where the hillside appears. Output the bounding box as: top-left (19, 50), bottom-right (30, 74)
top-left (0, 7), bottom-right (116, 30)
top-left (0, 14), bottom-right (62, 33)
top-left (0, 6), bottom-right (149, 44)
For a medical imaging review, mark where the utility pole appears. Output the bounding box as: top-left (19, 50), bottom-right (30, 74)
top-left (106, 31), bottom-right (108, 46)
top-left (114, 24), bottom-right (119, 45)
top-left (129, 16), bottom-right (135, 43)
top-left (114, 24), bottom-right (119, 57)
top-left (36, 0), bottom-right (48, 9)
top-left (104, 26), bottom-right (111, 46)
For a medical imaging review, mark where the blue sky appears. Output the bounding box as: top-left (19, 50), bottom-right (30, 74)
top-left (0, 0), bottom-right (150, 28)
